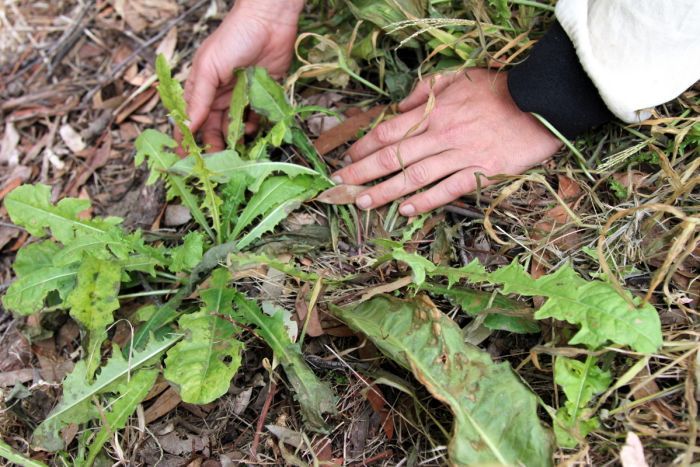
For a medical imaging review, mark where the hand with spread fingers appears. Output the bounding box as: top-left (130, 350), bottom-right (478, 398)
top-left (330, 69), bottom-right (562, 216)
top-left (183, 0), bottom-right (304, 152)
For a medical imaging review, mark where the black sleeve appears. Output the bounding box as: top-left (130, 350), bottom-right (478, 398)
top-left (507, 21), bottom-right (614, 139)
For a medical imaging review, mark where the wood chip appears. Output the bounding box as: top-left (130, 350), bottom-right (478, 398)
top-left (145, 386), bottom-right (182, 424)
top-left (313, 105), bottom-right (386, 156)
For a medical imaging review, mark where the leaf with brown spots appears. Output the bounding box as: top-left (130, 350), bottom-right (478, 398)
top-left (332, 295), bottom-right (553, 466)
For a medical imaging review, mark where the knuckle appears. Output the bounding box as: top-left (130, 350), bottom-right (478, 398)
top-left (376, 147), bottom-right (399, 172)
top-left (443, 175), bottom-right (470, 198)
top-left (374, 122), bottom-right (395, 144)
top-left (341, 164), bottom-right (362, 183)
top-left (406, 163), bottom-right (430, 186)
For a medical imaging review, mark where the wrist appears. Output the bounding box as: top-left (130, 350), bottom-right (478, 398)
top-left (235, 0), bottom-right (304, 18)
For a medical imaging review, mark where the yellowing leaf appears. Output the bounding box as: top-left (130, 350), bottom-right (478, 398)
top-left (164, 269), bottom-right (243, 404)
top-left (3, 266), bottom-right (78, 316)
top-left (66, 257), bottom-right (121, 334)
top-left (169, 231), bottom-right (204, 273)
top-left (332, 295), bottom-right (553, 466)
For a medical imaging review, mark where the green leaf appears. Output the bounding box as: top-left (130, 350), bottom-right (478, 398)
top-left (3, 266), bottom-right (78, 315)
top-left (170, 231), bottom-right (205, 273)
top-left (425, 259), bottom-right (662, 353)
top-left (246, 66), bottom-right (293, 123)
top-left (155, 55), bottom-right (221, 242)
top-left (234, 174), bottom-right (323, 250)
top-left (553, 356), bottom-right (611, 448)
top-left (164, 269), bottom-right (243, 404)
top-left (391, 247), bottom-right (436, 286)
top-left (13, 240), bottom-right (60, 276)
top-left (0, 438), bottom-right (47, 467)
top-left (232, 175), bottom-right (317, 240)
top-left (33, 335), bottom-right (180, 451)
top-left (155, 55), bottom-right (200, 158)
top-left (554, 402), bottom-right (600, 449)
top-left (135, 129), bottom-right (179, 185)
top-left (221, 173), bottom-right (249, 238)
top-left (85, 369), bottom-right (158, 465)
top-left (66, 257), bottom-right (121, 333)
top-left (135, 129), bottom-right (215, 241)
top-left (170, 150), bottom-right (319, 189)
top-left (425, 284), bottom-right (540, 334)
top-left (331, 295), bottom-right (553, 467)
top-left (4, 184), bottom-right (117, 244)
top-left (227, 69), bottom-right (248, 148)
top-left (555, 357), bottom-right (612, 406)
top-left (231, 293), bottom-right (337, 432)
top-left (490, 262), bottom-right (662, 352)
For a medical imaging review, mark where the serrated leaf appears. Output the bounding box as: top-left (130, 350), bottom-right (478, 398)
top-left (164, 308), bottom-right (243, 404)
top-left (3, 266), bottom-right (78, 315)
top-left (135, 129), bottom-right (214, 241)
top-left (155, 55), bottom-right (200, 158)
top-left (164, 269), bottom-right (243, 404)
top-left (489, 262), bottom-right (662, 352)
top-left (553, 356), bottom-right (611, 448)
top-left (4, 184), bottom-right (117, 244)
top-left (425, 284), bottom-right (539, 334)
top-left (155, 55), bottom-right (221, 242)
top-left (232, 176), bottom-right (317, 240)
top-left (227, 69), bottom-right (248, 148)
top-left (170, 231), bottom-right (204, 273)
top-left (422, 257), bottom-right (662, 353)
top-left (66, 257), bottom-right (121, 333)
top-left (246, 66), bottom-right (293, 123)
top-left (170, 150), bottom-right (319, 190)
top-left (135, 129), bottom-right (179, 185)
top-left (391, 247), bottom-right (435, 286)
top-left (231, 293), bottom-right (337, 432)
top-left (235, 198), bottom-right (303, 250)
top-left (555, 357), bottom-right (612, 405)
top-left (33, 335), bottom-right (180, 451)
top-left (221, 173), bottom-right (249, 238)
top-left (332, 295), bottom-right (553, 467)
top-left (85, 369), bottom-right (158, 464)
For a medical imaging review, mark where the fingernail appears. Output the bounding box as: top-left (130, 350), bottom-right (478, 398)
top-left (400, 204), bottom-right (416, 216)
top-left (356, 194), bottom-right (372, 209)
top-left (342, 155), bottom-right (352, 165)
top-left (331, 175), bottom-right (343, 184)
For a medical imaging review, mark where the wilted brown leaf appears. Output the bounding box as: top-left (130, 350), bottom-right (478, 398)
top-left (316, 184), bottom-right (366, 205)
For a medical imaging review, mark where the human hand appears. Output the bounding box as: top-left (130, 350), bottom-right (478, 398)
top-left (330, 69), bottom-right (563, 216)
top-left (183, 0), bottom-right (304, 151)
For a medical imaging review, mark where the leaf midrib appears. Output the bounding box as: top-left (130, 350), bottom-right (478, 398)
top-left (44, 336), bottom-right (179, 424)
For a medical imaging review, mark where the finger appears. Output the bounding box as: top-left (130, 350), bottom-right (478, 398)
top-left (200, 110), bottom-right (226, 152)
top-left (346, 106), bottom-right (428, 162)
top-left (354, 150), bottom-right (464, 210)
top-left (400, 165), bottom-right (491, 216)
top-left (331, 134), bottom-right (444, 186)
top-left (184, 54), bottom-right (222, 134)
top-left (245, 112), bottom-right (261, 135)
top-left (399, 72), bottom-right (458, 112)
top-left (173, 126), bottom-right (186, 157)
